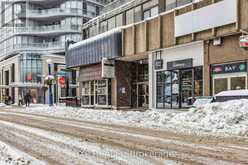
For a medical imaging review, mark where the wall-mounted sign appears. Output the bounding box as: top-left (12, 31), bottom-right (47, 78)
top-left (154, 59), bottom-right (163, 70)
top-left (212, 62), bottom-right (247, 74)
top-left (167, 58), bottom-right (193, 70)
top-left (240, 35), bottom-right (248, 48)
top-left (102, 58), bottom-right (115, 78)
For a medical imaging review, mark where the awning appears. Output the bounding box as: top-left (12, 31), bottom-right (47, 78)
top-left (66, 28), bottom-right (122, 68)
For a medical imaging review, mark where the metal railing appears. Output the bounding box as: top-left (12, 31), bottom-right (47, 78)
top-left (0, 25), bottom-right (80, 41)
top-left (0, 41), bottom-right (64, 57)
top-left (17, 8), bottom-right (97, 18)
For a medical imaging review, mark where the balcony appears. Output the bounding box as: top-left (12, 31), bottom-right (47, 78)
top-left (0, 42), bottom-right (65, 59)
top-left (17, 8), bottom-right (97, 19)
top-left (1, 25), bottom-right (80, 40)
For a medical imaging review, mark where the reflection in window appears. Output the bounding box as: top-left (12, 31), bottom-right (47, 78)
top-left (214, 78), bottom-right (228, 95)
top-left (100, 21), bottom-right (108, 33)
top-left (116, 13), bottom-right (123, 27)
top-left (126, 9), bottom-right (134, 25)
top-left (107, 16), bottom-right (116, 30)
top-left (134, 6), bottom-right (142, 22)
top-left (166, 0), bottom-right (194, 11)
top-left (19, 53), bottom-right (42, 83)
top-left (231, 77), bottom-right (246, 90)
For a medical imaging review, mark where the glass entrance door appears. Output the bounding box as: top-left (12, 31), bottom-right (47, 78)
top-left (180, 69), bottom-right (193, 108)
top-left (156, 68), bottom-right (199, 109)
top-left (171, 71), bottom-right (180, 108)
top-left (137, 83), bottom-right (149, 108)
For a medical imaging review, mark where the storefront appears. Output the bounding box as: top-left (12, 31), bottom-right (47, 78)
top-left (156, 60), bottom-right (203, 109)
top-left (150, 41), bottom-right (204, 109)
top-left (81, 79), bottom-right (112, 108)
top-left (130, 60), bottom-right (149, 109)
top-left (211, 62), bottom-right (247, 95)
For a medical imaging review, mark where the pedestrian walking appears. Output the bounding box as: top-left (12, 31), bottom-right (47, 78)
top-left (24, 92), bottom-right (31, 107)
top-left (18, 94), bottom-right (23, 106)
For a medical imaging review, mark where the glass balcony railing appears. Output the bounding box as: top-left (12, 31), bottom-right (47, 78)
top-left (0, 25), bottom-right (80, 40)
top-left (13, 42), bottom-right (64, 50)
top-left (101, 0), bottom-right (133, 14)
top-left (16, 25), bottom-right (80, 33)
top-left (17, 8), bottom-right (97, 18)
top-left (0, 41), bottom-right (65, 57)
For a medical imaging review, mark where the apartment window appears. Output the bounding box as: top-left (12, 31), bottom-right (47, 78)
top-left (116, 13), bottom-right (124, 27)
top-left (151, 6), bottom-right (159, 17)
top-left (166, 0), bottom-right (193, 11)
top-left (144, 10), bottom-right (150, 20)
top-left (107, 17), bottom-right (116, 30)
top-left (100, 21), bottom-right (108, 33)
top-left (166, 0), bottom-right (176, 10)
top-left (143, 0), bottom-right (159, 11)
top-left (143, 6), bottom-right (158, 20)
top-left (134, 6), bottom-right (142, 22)
top-left (89, 25), bottom-right (97, 37)
top-left (87, 3), bottom-right (97, 17)
top-left (126, 9), bottom-right (134, 25)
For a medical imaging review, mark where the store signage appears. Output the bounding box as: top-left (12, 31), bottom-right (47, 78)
top-left (102, 58), bottom-right (115, 78)
top-left (240, 35), bottom-right (248, 48)
top-left (58, 76), bottom-right (65, 88)
top-left (154, 59), bottom-right (163, 70)
top-left (167, 59), bottom-right (193, 70)
top-left (212, 62), bottom-right (247, 74)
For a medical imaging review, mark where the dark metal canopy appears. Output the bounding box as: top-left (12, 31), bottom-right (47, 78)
top-left (66, 29), bottom-right (122, 68)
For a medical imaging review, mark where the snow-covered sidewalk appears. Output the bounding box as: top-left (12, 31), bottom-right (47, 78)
top-left (0, 140), bottom-right (45, 165)
top-left (3, 99), bottom-right (248, 137)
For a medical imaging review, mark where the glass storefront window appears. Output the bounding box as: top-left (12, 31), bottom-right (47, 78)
top-left (214, 78), bottom-right (228, 95)
top-left (156, 67), bottom-right (203, 109)
top-left (19, 53), bottom-right (42, 83)
top-left (231, 77), bottom-right (246, 90)
top-left (81, 79), bottom-right (111, 106)
top-left (194, 67), bottom-right (203, 96)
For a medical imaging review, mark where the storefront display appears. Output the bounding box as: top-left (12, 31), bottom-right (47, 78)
top-left (211, 62), bottom-right (247, 95)
top-left (81, 79), bottom-right (111, 107)
top-left (156, 66), bottom-right (203, 109)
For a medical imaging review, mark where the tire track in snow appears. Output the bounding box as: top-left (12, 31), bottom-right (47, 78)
top-left (0, 110), bottom-right (247, 164)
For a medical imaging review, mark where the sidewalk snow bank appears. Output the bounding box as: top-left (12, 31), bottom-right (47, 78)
top-left (7, 99), bottom-right (248, 137)
top-left (0, 141), bottom-right (45, 165)
top-left (168, 100), bottom-right (248, 136)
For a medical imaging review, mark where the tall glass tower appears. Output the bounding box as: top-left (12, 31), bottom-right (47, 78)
top-left (0, 0), bottom-right (108, 104)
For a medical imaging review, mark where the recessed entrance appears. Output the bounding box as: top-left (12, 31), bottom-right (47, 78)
top-left (156, 67), bottom-right (203, 109)
top-left (131, 59), bottom-right (149, 109)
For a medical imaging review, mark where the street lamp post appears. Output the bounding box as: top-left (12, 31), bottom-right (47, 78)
top-left (47, 58), bottom-right (53, 106)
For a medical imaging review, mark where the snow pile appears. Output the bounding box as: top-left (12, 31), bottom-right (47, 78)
top-left (0, 141), bottom-right (45, 165)
top-left (8, 100), bottom-right (248, 136)
top-left (23, 105), bottom-right (178, 128)
top-left (0, 103), bottom-right (6, 107)
top-left (168, 99), bottom-right (248, 136)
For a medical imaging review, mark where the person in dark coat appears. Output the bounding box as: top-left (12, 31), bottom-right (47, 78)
top-left (24, 93), bottom-right (31, 107)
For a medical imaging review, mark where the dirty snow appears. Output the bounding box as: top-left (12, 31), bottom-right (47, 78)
top-left (3, 99), bottom-right (248, 137)
top-left (0, 120), bottom-right (161, 165)
top-left (0, 140), bottom-right (45, 165)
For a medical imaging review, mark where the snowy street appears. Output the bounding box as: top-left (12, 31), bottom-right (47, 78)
top-left (0, 101), bottom-right (248, 165)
